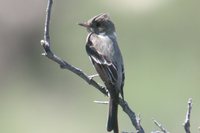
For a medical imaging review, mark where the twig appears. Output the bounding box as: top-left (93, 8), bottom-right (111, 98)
top-left (119, 99), bottom-right (145, 133)
top-left (94, 100), bottom-right (109, 104)
top-left (153, 119), bottom-right (168, 133)
top-left (43, 0), bottom-right (52, 43)
top-left (40, 0), bottom-right (145, 133)
top-left (151, 131), bottom-right (162, 133)
top-left (137, 114), bottom-right (142, 129)
top-left (183, 98), bottom-right (192, 133)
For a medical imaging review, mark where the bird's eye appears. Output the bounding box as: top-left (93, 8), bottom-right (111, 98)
top-left (96, 22), bottom-right (101, 27)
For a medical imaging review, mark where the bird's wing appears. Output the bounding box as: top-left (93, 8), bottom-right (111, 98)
top-left (86, 43), bottom-right (118, 84)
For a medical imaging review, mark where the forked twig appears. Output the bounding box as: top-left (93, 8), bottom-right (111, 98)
top-left (153, 119), bottom-right (168, 133)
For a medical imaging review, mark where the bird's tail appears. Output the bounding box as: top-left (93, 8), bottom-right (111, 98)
top-left (107, 94), bottom-right (119, 133)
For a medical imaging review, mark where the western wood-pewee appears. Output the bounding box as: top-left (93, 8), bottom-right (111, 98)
top-left (79, 13), bottom-right (125, 133)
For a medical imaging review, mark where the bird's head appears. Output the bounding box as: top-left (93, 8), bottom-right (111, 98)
top-left (79, 13), bottom-right (115, 34)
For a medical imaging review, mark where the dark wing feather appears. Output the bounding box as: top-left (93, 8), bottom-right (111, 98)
top-left (86, 43), bottom-right (118, 84)
top-left (120, 65), bottom-right (125, 99)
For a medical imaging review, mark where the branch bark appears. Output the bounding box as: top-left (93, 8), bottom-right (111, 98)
top-left (40, 0), bottom-right (144, 133)
top-left (183, 98), bottom-right (192, 133)
top-left (153, 119), bottom-right (168, 133)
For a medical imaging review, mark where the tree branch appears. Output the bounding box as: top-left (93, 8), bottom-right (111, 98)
top-left (183, 98), bottom-right (192, 133)
top-left (40, 0), bottom-right (144, 133)
top-left (153, 119), bottom-right (168, 133)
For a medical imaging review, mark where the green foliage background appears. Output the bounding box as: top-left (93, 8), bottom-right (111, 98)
top-left (0, 0), bottom-right (199, 132)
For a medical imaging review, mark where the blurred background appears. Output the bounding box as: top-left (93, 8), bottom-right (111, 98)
top-left (0, 0), bottom-right (199, 132)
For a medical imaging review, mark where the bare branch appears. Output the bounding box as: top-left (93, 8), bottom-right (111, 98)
top-left (119, 99), bottom-right (145, 133)
top-left (40, 0), bottom-right (144, 133)
top-left (137, 114), bottom-right (142, 129)
top-left (94, 100), bottom-right (109, 104)
top-left (183, 98), bottom-right (192, 133)
top-left (44, 0), bottom-right (52, 43)
top-left (151, 131), bottom-right (162, 133)
top-left (153, 119), bottom-right (168, 133)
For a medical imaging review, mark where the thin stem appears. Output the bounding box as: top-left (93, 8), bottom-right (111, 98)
top-left (183, 98), bottom-right (192, 133)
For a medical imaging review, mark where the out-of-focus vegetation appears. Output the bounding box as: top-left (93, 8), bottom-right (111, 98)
top-left (0, 0), bottom-right (199, 132)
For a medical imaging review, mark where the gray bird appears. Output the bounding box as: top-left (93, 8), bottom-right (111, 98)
top-left (79, 13), bottom-right (125, 133)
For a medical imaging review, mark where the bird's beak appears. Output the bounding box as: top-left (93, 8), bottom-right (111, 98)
top-left (78, 22), bottom-right (90, 28)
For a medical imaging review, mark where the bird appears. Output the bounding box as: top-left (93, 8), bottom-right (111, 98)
top-left (79, 13), bottom-right (125, 133)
